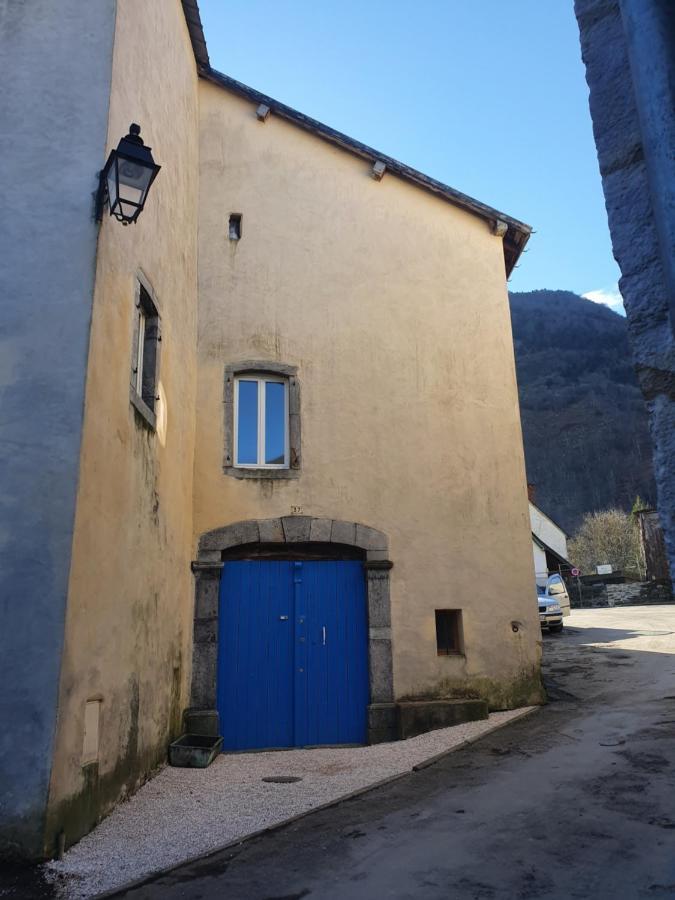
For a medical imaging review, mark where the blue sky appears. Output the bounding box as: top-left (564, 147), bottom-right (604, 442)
top-left (199, 0), bottom-right (624, 312)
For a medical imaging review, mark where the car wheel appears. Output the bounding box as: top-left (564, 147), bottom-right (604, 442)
top-left (549, 624), bottom-right (563, 634)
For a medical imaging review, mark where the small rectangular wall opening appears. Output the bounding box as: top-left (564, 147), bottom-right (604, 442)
top-left (228, 213), bottom-right (242, 240)
top-left (435, 610), bottom-right (463, 656)
top-left (82, 699), bottom-right (102, 765)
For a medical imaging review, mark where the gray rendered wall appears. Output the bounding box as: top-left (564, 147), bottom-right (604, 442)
top-left (575, 0), bottom-right (675, 581)
top-left (0, 0), bottom-right (117, 858)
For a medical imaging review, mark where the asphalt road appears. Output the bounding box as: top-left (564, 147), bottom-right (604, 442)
top-left (113, 606), bottom-right (675, 900)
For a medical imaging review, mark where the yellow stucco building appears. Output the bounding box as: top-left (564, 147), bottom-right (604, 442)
top-left (0, 0), bottom-right (542, 860)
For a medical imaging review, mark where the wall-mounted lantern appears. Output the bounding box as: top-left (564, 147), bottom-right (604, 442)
top-left (96, 123), bottom-right (161, 226)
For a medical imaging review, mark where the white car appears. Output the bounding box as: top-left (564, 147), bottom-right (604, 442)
top-left (537, 590), bottom-right (564, 633)
top-left (543, 574), bottom-right (571, 617)
top-left (544, 575), bottom-right (570, 616)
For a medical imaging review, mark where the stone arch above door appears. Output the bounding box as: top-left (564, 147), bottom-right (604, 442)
top-left (196, 516), bottom-right (389, 556)
top-left (188, 517), bottom-right (396, 744)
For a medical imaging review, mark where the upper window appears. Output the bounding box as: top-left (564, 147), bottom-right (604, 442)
top-left (130, 280), bottom-right (160, 429)
top-left (234, 375), bottom-right (289, 468)
top-left (224, 362), bottom-right (300, 478)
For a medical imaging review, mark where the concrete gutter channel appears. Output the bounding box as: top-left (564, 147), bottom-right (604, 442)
top-left (45, 708), bottom-right (536, 899)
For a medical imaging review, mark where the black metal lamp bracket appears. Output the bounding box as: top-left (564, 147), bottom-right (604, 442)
top-left (95, 169), bottom-right (107, 223)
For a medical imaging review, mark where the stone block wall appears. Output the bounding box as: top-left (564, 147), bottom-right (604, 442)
top-left (570, 579), bottom-right (673, 608)
top-left (575, 0), bottom-right (675, 583)
top-left (606, 583), bottom-right (643, 606)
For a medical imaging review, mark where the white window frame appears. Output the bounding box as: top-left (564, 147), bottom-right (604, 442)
top-left (233, 374), bottom-right (289, 469)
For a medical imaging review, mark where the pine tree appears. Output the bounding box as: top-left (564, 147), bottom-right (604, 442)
top-left (631, 495), bottom-right (649, 517)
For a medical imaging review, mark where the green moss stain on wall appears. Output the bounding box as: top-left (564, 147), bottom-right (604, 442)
top-left (401, 666), bottom-right (546, 711)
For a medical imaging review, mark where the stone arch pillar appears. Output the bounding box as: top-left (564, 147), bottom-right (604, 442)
top-left (187, 517), bottom-right (396, 744)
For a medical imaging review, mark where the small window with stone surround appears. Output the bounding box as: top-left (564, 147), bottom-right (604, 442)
top-left (224, 362), bottom-right (300, 479)
top-left (435, 610), bottom-right (464, 656)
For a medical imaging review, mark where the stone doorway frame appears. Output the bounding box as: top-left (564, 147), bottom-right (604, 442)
top-left (188, 516), bottom-right (396, 744)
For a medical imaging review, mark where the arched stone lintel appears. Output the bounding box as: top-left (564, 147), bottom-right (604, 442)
top-left (197, 516), bottom-right (388, 556)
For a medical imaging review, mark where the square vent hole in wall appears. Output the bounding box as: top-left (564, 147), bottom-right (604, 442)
top-left (229, 213), bottom-right (242, 240)
top-left (435, 610), bottom-right (464, 656)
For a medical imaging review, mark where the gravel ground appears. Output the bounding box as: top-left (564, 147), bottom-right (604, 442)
top-left (111, 606), bottom-right (675, 900)
top-left (44, 708), bottom-right (533, 899)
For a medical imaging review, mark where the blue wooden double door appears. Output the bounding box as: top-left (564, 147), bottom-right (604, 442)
top-left (217, 560), bottom-right (369, 751)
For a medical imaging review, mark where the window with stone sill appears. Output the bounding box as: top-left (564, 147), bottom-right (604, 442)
top-left (224, 362), bottom-right (300, 479)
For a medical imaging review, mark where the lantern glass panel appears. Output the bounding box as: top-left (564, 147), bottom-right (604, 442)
top-left (106, 164), bottom-right (118, 213)
top-left (119, 197), bottom-right (140, 221)
top-left (119, 157), bottom-right (152, 216)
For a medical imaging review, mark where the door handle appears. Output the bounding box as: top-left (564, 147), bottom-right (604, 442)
top-left (322, 626), bottom-right (326, 646)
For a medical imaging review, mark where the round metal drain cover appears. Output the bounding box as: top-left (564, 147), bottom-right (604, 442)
top-left (262, 776), bottom-right (302, 784)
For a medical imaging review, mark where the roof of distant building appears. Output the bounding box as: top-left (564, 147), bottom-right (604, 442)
top-left (529, 500), bottom-right (570, 540)
top-left (532, 532), bottom-right (572, 569)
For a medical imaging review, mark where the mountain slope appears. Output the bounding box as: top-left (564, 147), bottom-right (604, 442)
top-left (509, 289), bottom-right (655, 534)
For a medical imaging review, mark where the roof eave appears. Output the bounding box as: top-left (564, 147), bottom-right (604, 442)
top-left (182, 0), bottom-right (209, 69)
top-left (529, 501), bottom-right (571, 539)
top-left (199, 67), bottom-right (532, 276)
top-left (532, 533), bottom-right (572, 569)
